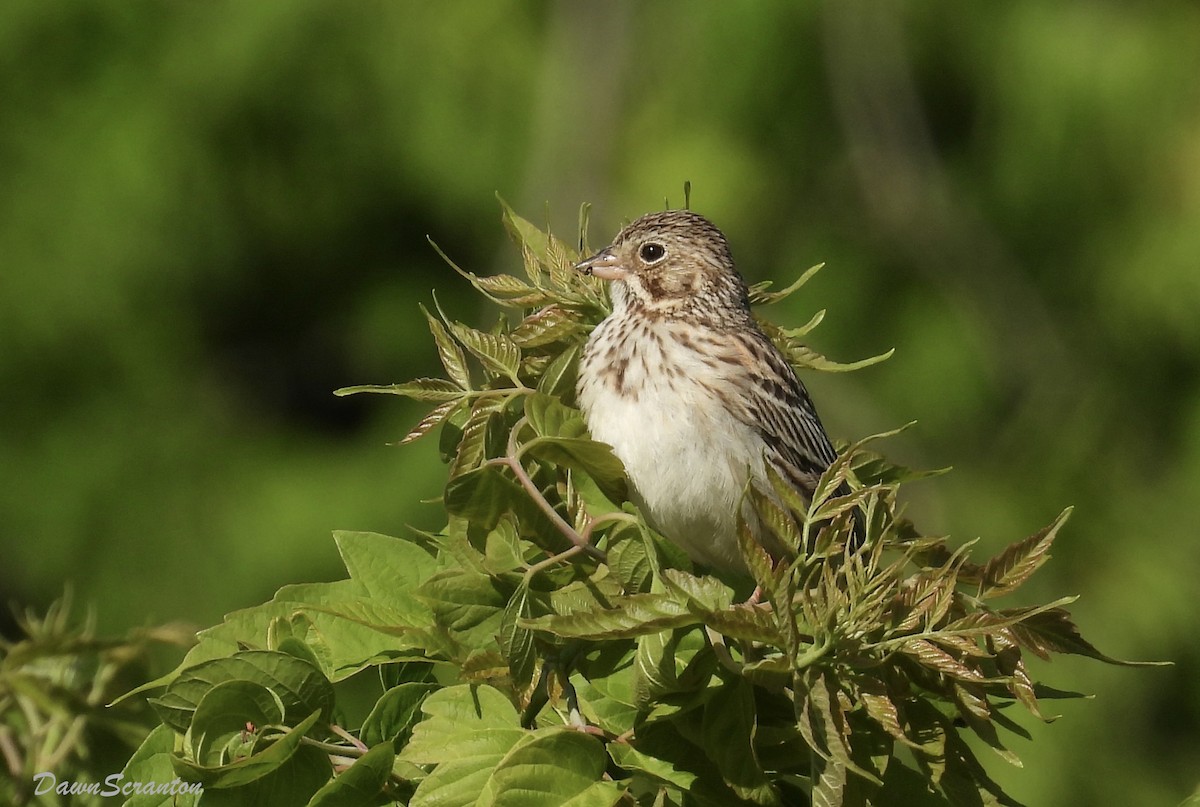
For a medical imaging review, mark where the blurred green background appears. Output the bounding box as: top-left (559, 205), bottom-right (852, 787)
top-left (1, 1), bottom-right (1197, 803)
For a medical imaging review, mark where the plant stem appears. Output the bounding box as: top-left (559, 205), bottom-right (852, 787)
top-left (0, 726), bottom-right (22, 782)
top-left (299, 736), bottom-right (366, 758)
top-left (525, 546), bottom-right (584, 581)
top-left (492, 455), bottom-right (604, 560)
top-left (793, 637), bottom-right (832, 670)
top-left (705, 626), bottom-right (744, 676)
top-left (489, 417), bottom-right (607, 561)
top-left (329, 724), bottom-right (368, 753)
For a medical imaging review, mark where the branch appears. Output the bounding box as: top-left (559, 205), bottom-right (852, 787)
top-left (489, 416), bottom-right (607, 561)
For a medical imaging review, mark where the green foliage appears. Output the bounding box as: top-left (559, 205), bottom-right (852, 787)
top-left (118, 202), bottom-right (1157, 806)
top-left (0, 592), bottom-right (192, 807)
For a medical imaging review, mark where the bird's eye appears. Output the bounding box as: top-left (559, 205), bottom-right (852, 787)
top-left (639, 242), bottom-right (666, 263)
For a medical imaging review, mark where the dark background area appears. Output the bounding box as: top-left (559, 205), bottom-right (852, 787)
top-left (1, 2), bottom-right (1197, 803)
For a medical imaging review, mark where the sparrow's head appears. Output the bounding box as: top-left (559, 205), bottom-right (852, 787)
top-left (576, 210), bottom-right (750, 320)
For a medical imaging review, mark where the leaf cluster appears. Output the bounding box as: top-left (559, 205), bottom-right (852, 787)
top-left (116, 200), bottom-right (1156, 807)
top-left (0, 590), bottom-right (192, 807)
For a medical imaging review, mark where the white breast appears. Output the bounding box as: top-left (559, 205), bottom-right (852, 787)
top-left (578, 315), bottom-right (764, 573)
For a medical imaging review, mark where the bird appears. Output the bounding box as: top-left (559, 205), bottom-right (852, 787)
top-left (575, 209), bottom-right (848, 578)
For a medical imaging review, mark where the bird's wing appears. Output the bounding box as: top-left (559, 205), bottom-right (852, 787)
top-left (722, 327), bottom-right (839, 499)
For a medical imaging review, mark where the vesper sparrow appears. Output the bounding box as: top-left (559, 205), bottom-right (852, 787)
top-left (576, 210), bottom-right (846, 578)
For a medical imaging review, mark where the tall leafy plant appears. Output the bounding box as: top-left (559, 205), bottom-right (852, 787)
top-left (117, 200), bottom-right (1154, 807)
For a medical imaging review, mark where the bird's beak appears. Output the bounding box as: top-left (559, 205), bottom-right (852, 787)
top-left (574, 249), bottom-right (626, 281)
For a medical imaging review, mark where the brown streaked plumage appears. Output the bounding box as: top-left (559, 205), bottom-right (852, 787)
top-left (576, 209), bottom-right (842, 577)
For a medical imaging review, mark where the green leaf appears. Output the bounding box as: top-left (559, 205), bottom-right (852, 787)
top-left (701, 678), bottom-right (780, 805)
top-left (810, 753), bottom-right (847, 807)
top-left (745, 480), bottom-right (801, 555)
top-left (468, 272), bottom-right (551, 303)
top-left (482, 517), bottom-right (528, 575)
top-left (334, 377), bottom-right (464, 402)
top-left (500, 195), bottom-right (576, 278)
top-left (991, 630), bottom-right (1057, 722)
top-left (780, 307), bottom-right (827, 338)
top-left (150, 651), bottom-right (334, 735)
top-left (334, 531), bottom-right (439, 618)
top-left (438, 400), bottom-right (473, 463)
top-left (420, 304), bottom-right (471, 389)
top-left (448, 265), bottom-right (554, 307)
top-left (120, 724), bottom-right (202, 807)
top-left (607, 528), bottom-right (653, 594)
top-left (444, 465), bottom-right (524, 532)
top-left (402, 683), bottom-right (523, 764)
top-left (536, 344), bottom-right (580, 397)
top-left (979, 508), bottom-right (1070, 598)
top-left (522, 436), bottom-right (627, 504)
top-left (660, 569), bottom-right (735, 613)
top-left (360, 682), bottom-right (439, 749)
top-left (172, 709), bottom-right (323, 788)
top-left (701, 603), bottom-right (782, 644)
top-left (306, 743), bottom-right (396, 807)
top-left (900, 639), bottom-right (986, 682)
top-left (736, 515), bottom-right (777, 596)
top-left (379, 660), bottom-right (436, 689)
top-left (622, 720), bottom-right (746, 806)
top-left (608, 743), bottom-right (697, 791)
top-left (126, 576), bottom-right (441, 699)
top-left (747, 262), bottom-right (825, 306)
top-left (449, 401), bottom-right (503, 476)
top-left (418, 568), bottom-right (514, 650)
top-left (570, 464), bottom-right (624, 515)
top-left (1008, 607), bottom-right (1169, 666)
top-left (476, 729), bottom-right (610, 807)
top-left (407, 683), bottom-right (519, 743)
top-left (851, 451), bottom-right (950, 488)
top-left (796, 670), bottom-right (882, 786)
top-left (280, 584), bottom-right (452, 677)
top-left (857, 681), bottom-right (922, 751)
top-left (546, 567), bottom-right (625, 616)
top-left (810, 483), bottom-right (884, 525)
top-left (268, 617), bottom-right (323, 670)
top-left (787, 344), bottom-right (896, 373)
top-left (460, 648), bottom-right (512, 685)
top-left (399, 399), bottom-right (461, 445)
top-left (437, 234), bottom-right (554, 314)
top-left (512, 305), bottom-right (587, 347)
top-left (186, 680), bottom-right (286, 766)
top-left (890, 568), bottom-right (966, 636)
top-left (446, 469), bottom-right (507, 528)
top-left (499, 586), bottom-right (537, 689)
top-left (634, 625), bottom-right (711, 706)
top-left (409, 760), bottom-right (496, 807)
top-left (573, 661), bottom-right (639, 736)
top-left (544, 219), bottom-right (581, 288)
top-left (522, 592), bottom-right (699, 640)
top-left (192, 744), bottom-right (331, 806)
top-left (555, 781), bottom-right (627, 807)
top-left (448, 319), bottom-right (522, 381)
top-left (525, 392), bottom-right (586, 438)
top-left (428, 516), bottom-right (498, 577)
